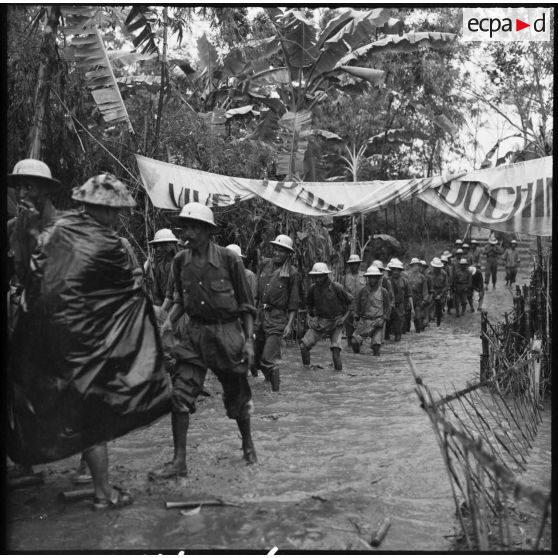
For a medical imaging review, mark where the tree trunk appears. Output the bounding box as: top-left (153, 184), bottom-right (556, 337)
top-left (27, 7), bottom-right (60, 159)
top-left (152, 7), bottom-right (168, 155)
top-left (350, 216), bottom-right (357, 254)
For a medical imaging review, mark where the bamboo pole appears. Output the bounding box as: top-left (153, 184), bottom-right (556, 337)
top-left (480, 311), bottom-right (490, 381)
top-left (28, 7), bottom-right (60, 158)
top-left (152, 7), bottom-right (168, 155)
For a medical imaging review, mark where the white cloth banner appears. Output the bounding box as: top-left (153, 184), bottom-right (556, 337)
top-left (136, 154), bottom-right (552, 235)
top-left (418, 156), bottom-right (552, 236)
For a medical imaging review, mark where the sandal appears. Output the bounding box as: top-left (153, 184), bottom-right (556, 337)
top-left (92, 486), bottom-right (133, 511)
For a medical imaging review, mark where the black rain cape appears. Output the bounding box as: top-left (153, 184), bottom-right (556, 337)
top-left (7, 210), bottom-right (171, 465)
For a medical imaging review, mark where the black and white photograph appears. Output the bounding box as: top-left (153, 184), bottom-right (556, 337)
top-left (4, 4), bottom-right (553, 552)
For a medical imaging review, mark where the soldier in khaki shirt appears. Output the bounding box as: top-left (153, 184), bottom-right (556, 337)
top-left (502, 239), bottom-right (521, 286)
top-left (154, 203), bottom-right (257, 479)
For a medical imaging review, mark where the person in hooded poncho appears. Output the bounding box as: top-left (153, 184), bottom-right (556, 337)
top-left (8, 174), bottom-right (171, 510)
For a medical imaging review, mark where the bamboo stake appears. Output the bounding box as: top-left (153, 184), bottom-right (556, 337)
top-left (445, 439), bottom-right (499, 517)
top-left (458, 393), bottom-right (510, 466)
top-left (476, 457), bottom-right (489, 549)
top-left (534, 495), bottom-right (551, 550)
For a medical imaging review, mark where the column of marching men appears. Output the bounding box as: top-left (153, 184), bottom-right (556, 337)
top-left (146, 225), bottom-right (497, 381)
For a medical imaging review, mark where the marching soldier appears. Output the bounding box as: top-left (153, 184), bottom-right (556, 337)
top-left (407, 258), bottom-right (429, 333)
top-left (454, 258), bottom-right (473, 317)
top-left (300, 263), bottom-right (352, 371)
top-left (372, 259), bottom-right (394, 343)
top-left (254, 235), bottom-right (300, 392)
top-left (469, 264), bottom-right (485, 312)
top-left (351, 265), bottom-right (390, 355)
top-left (387, 259), bottom-right (413, 342)
top-left (461, 243), bottom-right (474, 265)
top-left (145, 228), bottom-right (179, 319)
top-left (226, 244), bottom-right (257, 299)
top-left (470, 239), bottom-right (482, 266)
top-left (429, 257), bottom-right (449, 326)
top-left (420, 260), bottom-right (433, 327)
top-left (341, 254), bottom-right (366, 348)
top-left (154, 202), bottom-right (257, 479)
top-left (441, 255), bottom-right (455, 316)
top-left (484, 237), bottom-right (502, 289)
top-left (502, 239), bottom-right (521, 287)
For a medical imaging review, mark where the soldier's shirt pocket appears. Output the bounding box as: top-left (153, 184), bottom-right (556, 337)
top-left (210, 278), bottom-right (236, 310)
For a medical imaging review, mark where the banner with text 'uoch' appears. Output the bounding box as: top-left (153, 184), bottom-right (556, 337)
top-left (136, 154), bottom-right (552, 235)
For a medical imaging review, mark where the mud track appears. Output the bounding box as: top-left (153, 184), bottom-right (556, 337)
top-left (7, 265), bottom-right (550, 551)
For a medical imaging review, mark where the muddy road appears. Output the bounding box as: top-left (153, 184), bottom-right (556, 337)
top-left (7, 264), bottom-right (548, 551)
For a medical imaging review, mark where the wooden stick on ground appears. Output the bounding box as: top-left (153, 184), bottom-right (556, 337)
top-left (165, 499), bottom-right (242, 509)
top-left (370, 517), bottom-right (391, 547)
top-left (58, 488), bottom-right (96, 503)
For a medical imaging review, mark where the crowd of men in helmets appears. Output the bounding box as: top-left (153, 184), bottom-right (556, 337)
top-left (7, 157), bottom-right (522, 509)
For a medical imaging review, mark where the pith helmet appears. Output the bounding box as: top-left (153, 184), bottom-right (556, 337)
top-left (459, 258), bottom-right (468, 264)
top-left (442, 250), bottom-right (452, 258)
top-left (455, 248), bottom-right (464, 254)
top-left (511, 239), bottom-right (517, 244)
top-left (420, 260), bottom-right (427, 266)
top-left (372, 259), bottom-right (385, 270)
top-left (8, 158), bottom-right (62, 192)
top-left (388, 258), bottom-right (404, 269)
top-left (364, 265), bottom-right (382, 276)
top-left (177, 202), bottom-right (217, 227)
top-left (270, 234), bottom-right (294, 252)
top-left (226, 243), bottom-right (245, 258)
top-left (71, 174), bottom-right (136, 207)
top-left (441, 255), bottom-right (449, 263)
top-left (410, 257), bottom-right (421, 265)
top-left (346, 254), bottom-right (362, 264)
top-left (149, 228), bottom-right (178, 244)
top-left (455, 239), bottom-right (463, 245)
top-left (431, 257), bottom-right (444, 268)
top-left (309, 262), bottom-right (331, 275)
top-left (462, 243), bottom-right (470, 249)
top-left (471, 239), bottom-right (478, 244)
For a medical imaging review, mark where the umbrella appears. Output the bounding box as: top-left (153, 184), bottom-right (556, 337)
top-left (373, 234), bottom-right (401, 250)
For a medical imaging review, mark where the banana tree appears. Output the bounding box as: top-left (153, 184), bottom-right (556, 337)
top-left (237, 8), bottom-right (457, 180)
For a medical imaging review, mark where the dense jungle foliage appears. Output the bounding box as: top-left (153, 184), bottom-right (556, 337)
top-left (6, 6), bottom-right (553, 274)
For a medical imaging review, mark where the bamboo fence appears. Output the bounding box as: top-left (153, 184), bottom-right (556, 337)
top-left (407, 246), bottom-right (552, 550)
